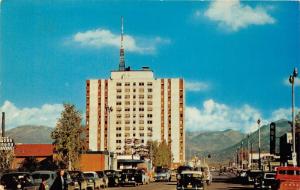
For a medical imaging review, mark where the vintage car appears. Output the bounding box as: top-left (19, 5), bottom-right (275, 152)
top-left (68, 171), bottom-right (88, 190)
top-left (31, 170), bottom-right (57, 190)
top-left (83, 171), bottom-right (103, 190)
top-left (95, 171), bottom-right (108, 188)
top-left (154, 168), bottom-right (171, 182)
top-left (254, 172), bottom-right (276, 190)
top-left (194, 166), bottom-right (212, 185)
top-left (275, 166), bottom-right (300, 190)
top-left (176, 170), bottom-right (207, 190)
top-left (103, 170), bottom-right (120, 187)
top-left (119, 169), bottom-right (148, 186)
top-left (0, 172), bottom-right (39, 190)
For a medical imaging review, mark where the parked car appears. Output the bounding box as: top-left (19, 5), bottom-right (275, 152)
top-left (0, 172), bottom-right (39, 190)
top-left (154, 168), bottom-right (171, 182)
top-left (254, 172), bottom-right (276, 190)
top-left (275, 166), bottom-right (300, 190)
top-left (137, 170), bottom-right (150, 185)
top-left (194, 166), bottom-right (212, 185)
top-left (83, 172), bottom-right (102, 190)
top-left (95, 171), bottom-right (108, 188)
top-left (32, 170), bottom-right (57, 190)
top-left (176, 170), bottom-right (207, 190)
top-left (247, 170), bottom-right (264, 185)
top-left (68, 171), bottom-right (88, 190)
top-left (119, 169), bottom-right (140, 186)
top-left (103, 170), bottom-right (120, 187)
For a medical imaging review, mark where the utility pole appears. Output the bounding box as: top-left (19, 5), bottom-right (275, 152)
top-left (258, 118), bottom-right (262, 170)
top-left (289, 68), bottom-right (298, 167)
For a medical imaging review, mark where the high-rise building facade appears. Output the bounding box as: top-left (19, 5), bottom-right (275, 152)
top-left (86, 18), bottom-right (185, 164)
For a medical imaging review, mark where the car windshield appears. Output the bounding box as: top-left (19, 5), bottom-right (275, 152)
top-left (83, 173), bottom-right (94, 178)
top-left (156, 168), bottom-right (168, 173)
top-left (69, 172), bottom-right (81, 179)
top-left (265, 174), bottom-right (275, 179)
top-left (97, 172), bottom-right (104, 177)
top-left (183, 173), bottom-right (202, 179)
top-left (122, 169), bottom-right (136, 174)
top-left (104, 170), bottom-right (115, 176)
top-left (32, 174), bottom-right (51, 180)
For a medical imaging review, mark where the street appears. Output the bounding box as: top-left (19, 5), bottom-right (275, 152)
top-left (107, 172), bottom-right (253, 190)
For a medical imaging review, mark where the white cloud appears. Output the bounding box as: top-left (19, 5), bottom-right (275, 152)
top-left (0, 101), bottom-right (63, 130)
top-left (284, 77), bottom-right (300, 87)
top-left (203, 0), bottom-right (275, 31)
top-left (72, 29), bottom-right (170, 54)
top-left (185, 99), bottom-right (295, 133)
top-left (185, 81), bottom-right (209, 92)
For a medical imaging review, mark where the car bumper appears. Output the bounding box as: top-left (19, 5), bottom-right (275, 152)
top-left (176, 186), bottom-right (204, 190)
top-left (154, 176), bottom-right (169, 181)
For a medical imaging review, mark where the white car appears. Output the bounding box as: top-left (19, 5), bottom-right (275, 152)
top-left (83, 171), bottom-right (103, 190)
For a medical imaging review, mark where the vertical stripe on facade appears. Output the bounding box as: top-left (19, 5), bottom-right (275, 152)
top-left (97, 80), bottom-right (101, 150)
top-left (104, 80), bottom-right (108, 150)
top-left (168, 79), bottom-right (171, 147)
top-left (160, 79), bottom-right (165, 142)
top-left (179, 79), bottom-right (184, 162)
top-left (86, 80), bottom-right (90, 147)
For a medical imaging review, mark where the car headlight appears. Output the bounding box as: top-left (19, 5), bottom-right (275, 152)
top-left (17, 184), bottom-right (21, 189)
top-left (89, 179), bottom-right (93, 182)
top-left (132, 177), bottom-right (135, 180)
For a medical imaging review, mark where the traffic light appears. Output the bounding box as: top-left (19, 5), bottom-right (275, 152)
top-left (270, 122), bottom-right (276, 154)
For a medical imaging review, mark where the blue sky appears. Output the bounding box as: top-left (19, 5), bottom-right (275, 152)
top-left (0, 0), bottom-right (299, 132)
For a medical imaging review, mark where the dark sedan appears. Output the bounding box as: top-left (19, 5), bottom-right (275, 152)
top-left (0, 172), bottom-right (38, 190)
top-left (177, 170), bottom-right (207, 190)
top-left (103, 170), bottom-right (120, 187)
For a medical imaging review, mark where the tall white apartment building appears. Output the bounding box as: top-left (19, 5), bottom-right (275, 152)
top-left (86, 18), bottom-right (185, 164)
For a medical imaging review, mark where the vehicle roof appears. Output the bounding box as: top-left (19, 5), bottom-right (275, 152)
top-left (181, 171), bottom-right (203, 175)
top-left (32, 171), bottom-right (56, 174)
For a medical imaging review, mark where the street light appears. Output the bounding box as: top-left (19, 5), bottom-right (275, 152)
top-left (289, 67), bottom-right (298, 167)
top-left (257, 118), bottom-right (261, 170)
top-left (105, 105), bottom-right (113, 169)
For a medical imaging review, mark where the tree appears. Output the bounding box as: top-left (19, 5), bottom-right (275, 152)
top-left (0, 150), bottom-right (14, 171)
top-left (148, 140), bottom-right (172, 168)
top-left (51, 103), bottom-right (84, 170)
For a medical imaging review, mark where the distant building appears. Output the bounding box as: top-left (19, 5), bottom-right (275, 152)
top-left (86, 19), bottom-right (185, 165)
top-left (280, 132), bottom-right (292, 165)
top-left (12, 144), bottom-right (54, 169)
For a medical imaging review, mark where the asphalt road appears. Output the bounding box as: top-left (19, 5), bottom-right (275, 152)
top-left (106, 172), bottom-right (253, 190)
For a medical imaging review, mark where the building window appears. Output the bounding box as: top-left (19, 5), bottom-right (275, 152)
top-left (140, 133), bottom-right (144, 137)
top-left (147, 82), bottom-right (152, 86)
top-left (125, 88), bottom-right (130, 93)
top-left (116, 107), bottom-right (122, 112)
top-left (148, 88), bottom-right (153, 93)
top-left (139, 95), bottom-right (144, 99)
top-left (139, 108), bottom-right (144, 111)
top-left (139, 114), bottom-right (144, 118)
top-left (148, 127), bottom-right (153, 131)
top-left (125, 101), bottom-right (130, 105)
top-left (147, 114), bottom-right (152, 118)
top-left (116, 95), bottom-right (122, 99)
top-left (117, 89), bottom-right (122, 93)
top-left (116, 133), bottom-right (122, 137)
top-left (147, 107), bottom-right (153, 112)
top-left (133, 95), bottom-right (136, 99)
top-left (139, 126), bottom-right (144, 130)
top-left (116, 127), bottom-right (122, 131)
top-left (148, 95), bottom-right (152, 99)
top-left (125, 120), bottom-right (130, 124)
top-left (139, 82), bottom-right (144, 86)
top-left (125, 95), bottom-right (130, 99)
top-left (125, 126), bottom-right (130, 131)
top-left (116, 140), bottom-right (122, 143)
top-left (139, 120), bottom-right (144, 124)
top-left (116, 120), bottom-right (122, 124)
top-left (125, 82), bottom-right (130, 86)
top-left (133, 82), bottom-right (136, 86)
top-left (147, 101), bottom-right (152, 105)
top-left (116, 114), bottom-right (122, 119)
top-left (133, 89), bottom-right (136, 92)
top-left (116, 82), bottom-right (122, 86)
top-left (125, 114), bottom-right (130, 118)
top-left (116, 102), bottom-right (122, 106)
top-left (139, 101), bottom-right (144, 105)
top-left (139, 88), bottom-right (144, 93)
top-left (147, 120), bottom-right (152, 124)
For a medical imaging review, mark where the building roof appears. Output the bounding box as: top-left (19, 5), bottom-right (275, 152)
top-left (14, 144), bottom-right (54, 157)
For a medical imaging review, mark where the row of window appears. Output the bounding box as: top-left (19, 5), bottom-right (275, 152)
top-left (116, 127), bottom-right (153, 131)
top-left (116, 101), bottom-right (153, 106)
top-left (116, 120), bottom-right (153, 124)
top-left (116, 133), bottom-right (153, 138)
top-left (116, 107), bottom-right (153, 112)
top-left (116, 88), bottom-right (153, 93)
top-left (116, 82), bottom-right (153, 86)
top-left (116, 95), bottom-right (153, 99)
top-left (116, 114), bottom-right (152, 118)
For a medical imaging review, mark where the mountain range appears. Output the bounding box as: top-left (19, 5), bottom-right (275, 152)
top-left (5, 119), bottom-right (291, 164)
